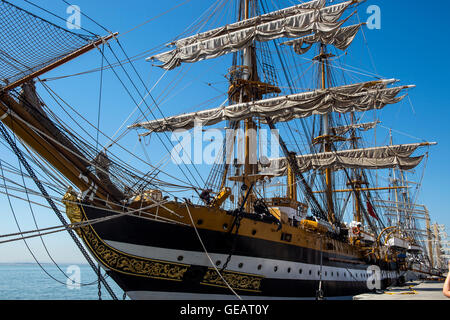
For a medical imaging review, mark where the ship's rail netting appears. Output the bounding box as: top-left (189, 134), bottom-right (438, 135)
top-left (0, 0), bottom-right (96, 88)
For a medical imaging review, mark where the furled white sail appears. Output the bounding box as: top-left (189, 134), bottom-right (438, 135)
top-left (259, 143), bottom-right (434, 176)
top-left (281, 23), bottom-right (363, 55)
top-left (148, 1), bottom-right (355, 70)
top-left (129, 79), bottom-right (409, 134)
top-left (332, 121), bottom-right (380, 136)
top-left (174, 0), bottom-right (327, 47)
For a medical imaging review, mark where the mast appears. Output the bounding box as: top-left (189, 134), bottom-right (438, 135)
top-left (132, 0), bottom-right (434, 226)
top-left (242, 0), bottom-right (257, 211)
top-left (287, 159), bottom-right (297, 202)
top-left (318, 44), bottom-right (335, 224)
top-left (389, 130), bottom-right (402, 227)
top-left (350, 112), bottom-right (360, 223)
top-left (347, 112), bottom-right (366, 224)
top-left (243, 0), bottom-right (254, 176)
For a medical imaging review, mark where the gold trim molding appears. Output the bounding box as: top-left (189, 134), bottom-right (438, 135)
top-left (201, 269), bottom-right (263, 292)
top-left (80, 222), bottom-right (189, 281)
top-left (62, 190), bottom-right (265, 290)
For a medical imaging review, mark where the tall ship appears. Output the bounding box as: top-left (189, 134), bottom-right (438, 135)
top-left (0, 0), bottom-right (438, 299)
top-left (373, 137), bottom-right (442, 281)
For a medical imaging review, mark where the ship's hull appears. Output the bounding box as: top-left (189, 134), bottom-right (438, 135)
top-left (78, 204), bottom-right (401, 300)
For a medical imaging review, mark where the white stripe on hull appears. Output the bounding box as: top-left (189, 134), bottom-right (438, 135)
top-left (105, 240), bottom-right (400, 282)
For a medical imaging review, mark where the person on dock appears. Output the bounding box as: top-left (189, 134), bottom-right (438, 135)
top-left (444, 261), bottom-right (450, 298)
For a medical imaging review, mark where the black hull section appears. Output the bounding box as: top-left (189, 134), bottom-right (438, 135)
top-left (79, 204), bottom-right (400, 299)
top-left (108, 270), bottom-right (370, 299)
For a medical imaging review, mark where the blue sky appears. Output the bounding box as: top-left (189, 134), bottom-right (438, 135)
top-left (0, 0), bottom-right (448, 267)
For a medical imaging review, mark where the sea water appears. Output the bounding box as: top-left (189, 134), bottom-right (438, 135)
top-left (0, 263), bottom-right (124, 300)
top-left (0, 264), bottom-right (355, 300)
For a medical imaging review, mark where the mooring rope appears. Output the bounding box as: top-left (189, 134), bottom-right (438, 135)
top-left (184, 202), bottom-right (242, 300)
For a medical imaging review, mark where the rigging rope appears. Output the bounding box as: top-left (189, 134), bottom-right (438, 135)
top-left (21, 0), bottom-right (97, 36)
top-left (16, 152), bottom-right (100, 286)
top-left (117, 0), bottom-right (193, 39)
top-left (38, 81), bottom-right (195, 192)
top-left (0, 120), bottom-right (119, 300)
top-left (0, 198), bottom-right (187, 245)
top-left (0, 160), bottom-right (100, 287)
top-left (90, 42), bottom-right (205, 193)
top-left (95, 44), bottom-right (105, 150)
top-left (184, 201), bottom-right (242, 300)
top-left (113, 39), bottom-right (207, 188)
top-left (0, 1), bottom-right (94, 86)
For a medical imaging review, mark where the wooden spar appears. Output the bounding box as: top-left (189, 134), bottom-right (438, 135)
top-left (0, 93), bottom-right (89, 173)
top-left (0, 100), bottom-right (88, 191)
top-left (312, 186), bottom-right (408, 193)
top-left (287, 161), bottom-right (297, 202)
top-left (219, 122), bottom-right (239, 191)
top-left (242, 0), bottom-right (257, 211)
top-left (320, 44), bottom-right (335, 224)
top-left (244, 0), bottom-right (249, 19)
top-left (348, 112), bottom-right (363, 223)
top-left (0, 32), bottom-right (120, 205)
top-left (1, 32), bottom-right (118, 93)
top-left (0, 99), bottom-right (115, 204)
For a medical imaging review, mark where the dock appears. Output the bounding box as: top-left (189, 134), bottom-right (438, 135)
top-left (353, 280), bottom-right (448, 300)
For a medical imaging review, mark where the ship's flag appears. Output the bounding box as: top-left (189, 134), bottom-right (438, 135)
top-left (367, 201), bottom-right (378, 220)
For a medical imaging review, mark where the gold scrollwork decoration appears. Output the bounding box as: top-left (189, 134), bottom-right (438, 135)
top-left (80, 220), bottom-right (188, 281)
top-left (201, 269), bottom-right (263, 292)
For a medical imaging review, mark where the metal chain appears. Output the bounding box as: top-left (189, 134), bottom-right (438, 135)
top-left (221, 183), bottom-right (255, 272)
top-left (316, 239), bottom-right (325, 300)
top-left (0, 120), bottom-right (118, 300)
top-left (220, 214), bottom-right (242, 272)
top-left (97, 264), bottom-right (102, 300)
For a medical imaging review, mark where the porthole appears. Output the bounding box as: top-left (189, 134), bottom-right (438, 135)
top-left (257, 264), bottom-right (262, 270)
top-left (177, 255), bottom-right (183, 261)
top-left (251, 229), bottom-right (257, 235)
top-left (287, 267), bottom-right (291, 273)
top-left (238, 263), bottom-right (243, 268)
top-left (274, 266), bottom-right (278, 272)
top-left (299, 269), bottom-right (303, 274)
top-left (222, 223), bottom-right (228, 230)
top-left (197, 219), bottom-right (203, 225)
top-left (215, 260), bottom-right (221, 266)
top-left (309, 270), bottom-right (312, 275)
